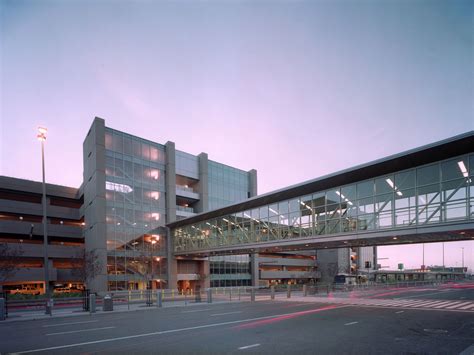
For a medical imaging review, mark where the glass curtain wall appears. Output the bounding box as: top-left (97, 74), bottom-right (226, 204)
top-left (174, 154), bottom-right (473, 253)
top-left (105, 129), bottom-right (167, 290)
top-left (208, 161), bottom-right (250, 210)
top-left (208, 161), bottom-right (252, 286)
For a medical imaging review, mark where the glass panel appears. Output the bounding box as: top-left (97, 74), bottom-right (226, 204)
top-left (417, 184), bottom-right (441, 224)
top-left (395, 169), bottom-right (415, 190)
top-left (441, 157), bottom-right (468, 181)
top-left (113, 132), bottom-right (123, 153)
top-left (442, 179), bottom-right (467, 221)
top-left (326, 189), bottom-right (340, 205)
top-left (375, 176), bottom-right (394, 195)
top-left (357, 180), bottom-right (374, 199)
top-left (375, 193), bottom-right (393, 228)
top-left (417, 163), bottom-right (439, 186)
top-left (123, 136), bottom-right (132, 156)
top-left (105, 131), bottom-right (113, 150)
top-left (341, 185), bottom-right (356, 201)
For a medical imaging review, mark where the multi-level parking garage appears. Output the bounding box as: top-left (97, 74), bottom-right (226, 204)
top-left (169, 132), bottom-right (474, 259)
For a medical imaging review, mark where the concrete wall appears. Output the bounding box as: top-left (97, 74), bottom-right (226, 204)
top-left (82, 117), bottom-right (108, 292)
top-left (195, 153), bottom-right (209, 213)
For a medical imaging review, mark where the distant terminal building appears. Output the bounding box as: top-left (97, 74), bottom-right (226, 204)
top-left (373, 266), bottom-right (468, 283)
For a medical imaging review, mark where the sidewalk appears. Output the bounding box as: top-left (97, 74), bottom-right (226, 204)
top-left (2, 298), bottom-right (235, 323)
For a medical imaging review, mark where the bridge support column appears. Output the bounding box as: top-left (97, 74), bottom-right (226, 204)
top-left (250, 253), bottom-right (259, 287)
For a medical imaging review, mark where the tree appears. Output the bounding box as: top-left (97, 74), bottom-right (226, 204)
top-left (0, 243), bottom-right (24, 286)
top-left (72, 249), bottom-right (102, 289)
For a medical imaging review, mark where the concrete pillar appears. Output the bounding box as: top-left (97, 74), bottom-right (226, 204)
top-left (165, 141), bottom-right (176, 223)
top-left (83, 117), bottom-right (108, 293)
top-left (165, 227), bottom-right (177, 290)
top-left (199, 259), bottom-right (210, 289)
top-left (195, 153), bottom-right (209, 213)
top-left (248, 169), bottom-right (258, 197)
top-left (250, 253), bottom-right (259, 287)
top-left (164, 143), bottom-right (177, 290)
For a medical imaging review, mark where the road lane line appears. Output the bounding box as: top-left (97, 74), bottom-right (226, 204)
top-left (42, 320), bottom-right (99, 328)
top-left (46, 327), bottom-right (116, 336)
top-left (395, 311), bottom-right (404, 314)
top-left (12, 305), bottom-right (350, 354)
top-left (344, 321), bottom-right (358, 326)
top-left (211, 311), bottom-right (242, 316)
top-left (238, 344), bottom-right (261, 350)
top-left (181, 309), bottom-right (213, 313)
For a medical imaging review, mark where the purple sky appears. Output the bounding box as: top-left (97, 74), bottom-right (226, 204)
top-left (1, 0), bottom-right (473, 271)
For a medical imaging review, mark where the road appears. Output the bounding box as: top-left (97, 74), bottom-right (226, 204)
top-left (1, 283), bottom-right (473, 354)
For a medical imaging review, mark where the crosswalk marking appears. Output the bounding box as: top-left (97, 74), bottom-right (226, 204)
top-left (275, 296), bottom-right (474, 312)
top-left (445, 302), bottom-right (471, 309)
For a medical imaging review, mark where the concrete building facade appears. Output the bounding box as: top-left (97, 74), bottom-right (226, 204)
top-left (83, 117), bottom-right (257, 292)
top-left (0, 176), bottom-right (84, 294)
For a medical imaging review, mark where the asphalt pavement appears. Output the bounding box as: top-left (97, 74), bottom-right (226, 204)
top-left (1, 283), bottom-right (473, 354)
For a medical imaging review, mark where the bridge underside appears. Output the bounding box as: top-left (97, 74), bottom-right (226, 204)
top-left (173, 222), bottom-right (474, 257)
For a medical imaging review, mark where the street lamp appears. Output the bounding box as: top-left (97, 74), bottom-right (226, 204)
top-left (461, 247), bottom-right (464, 270)
top-left (37, 127), bottom-right (50, 314)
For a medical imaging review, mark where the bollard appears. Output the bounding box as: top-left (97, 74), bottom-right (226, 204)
top-left (287, 284), bottom-right (291, 298)
top-left (229, 288), bottom-right (232, 302)
top-left (270, 286), bottom-right (275, 300)
top-left (207, 288), bottom-right (213, 303)
top-left (303, 285), bottom-right (308, 297)
top-left (0, 298), bottom-right (5, 320)
top-left (238, 287), bottom-right (241, 301)
top-left (89, 294), bottom-right (96, 313)
top-left (327, 285), bottom-right (329, 295)
top-left (45, 298), bottom-right (53, 316)
top-left (157, 291), bottom-right (163, 308)
top-left (251, 288), bottom-right (255, 302)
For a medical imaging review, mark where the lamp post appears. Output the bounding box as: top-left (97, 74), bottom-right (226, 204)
top-left (37, 127), bottom-right (50, 314)
top-left (461, 247), bottom-right (464, 270)
top-left (442, 242), bottom-right (445, 271)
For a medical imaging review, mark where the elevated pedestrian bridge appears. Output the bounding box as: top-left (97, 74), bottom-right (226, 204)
top-left (167, 132), bottom-right (474, 256)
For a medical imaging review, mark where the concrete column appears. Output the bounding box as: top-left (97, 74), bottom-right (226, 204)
top-left (165, 227), bottom-right (177, 290)
top-left (195, 153), bottom-right (209, 213)
top-left (250, 253), bottom-right (259, 287)
top-left (199, 259), bottom-right (210, 289)
top-left (248, 169), bottom-right (257, 197)
top-left (164, 143), bottom-right (178, 290)
top-left (165, 141), bottom-right (176, 223)
top-left (83, 117), bottom-right (108, 293)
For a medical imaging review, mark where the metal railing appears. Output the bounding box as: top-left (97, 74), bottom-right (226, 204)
top-left (2, 280), bottom-right (471, 320)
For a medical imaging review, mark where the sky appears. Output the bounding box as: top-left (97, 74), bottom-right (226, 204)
top-left (1, 0), bottom-right (473, 271)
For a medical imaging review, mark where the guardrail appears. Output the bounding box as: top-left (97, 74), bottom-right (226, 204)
top-left (2, 280), bottom-right (471, 320)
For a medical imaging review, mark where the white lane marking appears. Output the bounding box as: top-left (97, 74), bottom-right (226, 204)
top-left (42, 320), bottom-right (98, 328)
top-left (13, 306), bottom-right (350, 354)
top-left (238, 344), bottom-right (261, 350)
top-left (344, 321), bottom-right (358, 326)
top-left (211, 311), bottom-right (242, 316)
top-left (181, 309), bottom-right (212, 313)
top-left (46, 327), bottom-right (116, 336)
top-left (395, 311), bottom-right (404, 314)
top-left (458, 303), bottom-right (474, 310)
